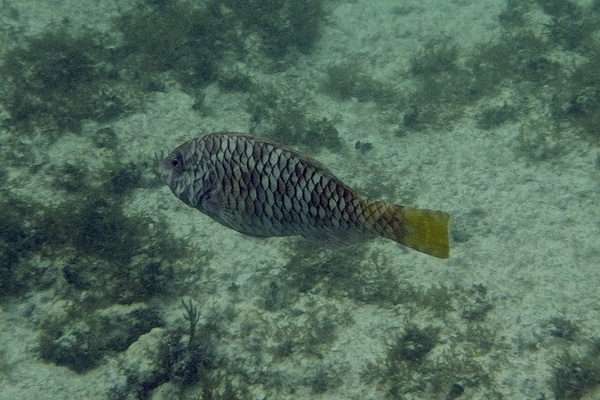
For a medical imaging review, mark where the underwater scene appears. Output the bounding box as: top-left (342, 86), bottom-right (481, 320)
top-left (0, 0), bottom-right (599, 399)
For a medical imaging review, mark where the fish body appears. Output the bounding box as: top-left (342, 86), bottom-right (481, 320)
top-left (159, 132), bottom-right (450, 258)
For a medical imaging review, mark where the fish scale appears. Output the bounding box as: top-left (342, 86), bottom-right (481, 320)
top-left (160, 132), bottom-right (450, 258)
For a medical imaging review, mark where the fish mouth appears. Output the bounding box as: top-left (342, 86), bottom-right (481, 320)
top-left (157, 156), bottom-right (174, 186)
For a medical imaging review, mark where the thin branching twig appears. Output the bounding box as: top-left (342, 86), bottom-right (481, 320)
top-left (181, 298), bottom-right (200, 349)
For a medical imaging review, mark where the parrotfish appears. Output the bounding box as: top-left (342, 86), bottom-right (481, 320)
top-left (159, 132), bottom-right (450, 258)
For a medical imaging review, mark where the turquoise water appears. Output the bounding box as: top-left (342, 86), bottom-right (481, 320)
top-left (0, 0), bottom-right (599, 399)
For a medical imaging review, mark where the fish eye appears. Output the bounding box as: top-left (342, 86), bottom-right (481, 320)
top-left (171, 152), bottom-right (184, 172)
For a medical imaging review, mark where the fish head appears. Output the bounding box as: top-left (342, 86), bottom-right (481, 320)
top-left (159, 139), bottom-right (204, 207)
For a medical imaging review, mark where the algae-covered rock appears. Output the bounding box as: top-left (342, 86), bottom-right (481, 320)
top-left (39, 303), bottom-right (162, 372)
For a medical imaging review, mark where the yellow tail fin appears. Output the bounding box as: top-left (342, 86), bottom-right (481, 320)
top-left (398, 207), bottom-right (450, 258)
top-left (364, 201), bottom-right (450, 258)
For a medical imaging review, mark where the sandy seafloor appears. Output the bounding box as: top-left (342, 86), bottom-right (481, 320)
top-left (1, 0), bottom-right (600, 399)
